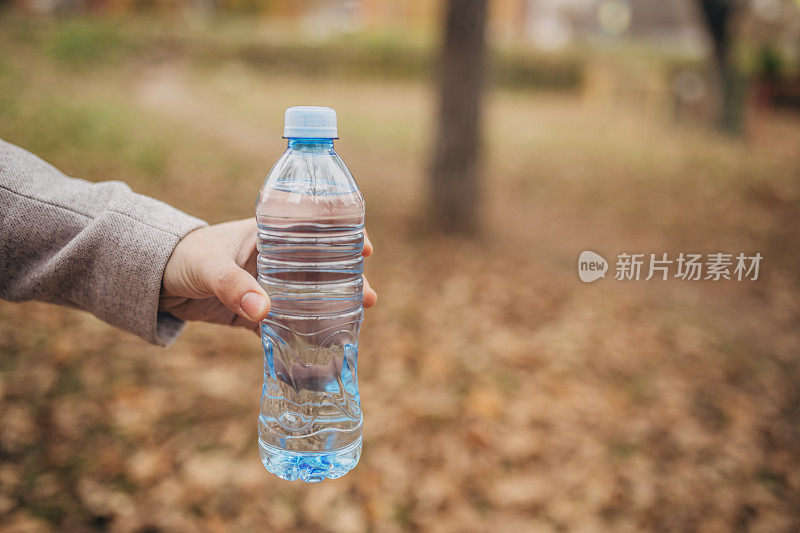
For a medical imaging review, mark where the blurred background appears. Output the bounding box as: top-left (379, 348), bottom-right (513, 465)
top-left (1, 0), bottom-right (800, 531)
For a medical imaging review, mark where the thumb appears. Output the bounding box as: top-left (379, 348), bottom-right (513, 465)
top-left (206, 260), bottom-right (270, 322)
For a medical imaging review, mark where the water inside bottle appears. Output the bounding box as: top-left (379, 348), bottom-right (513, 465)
top-left (256, 189), bottom-right (364, 482)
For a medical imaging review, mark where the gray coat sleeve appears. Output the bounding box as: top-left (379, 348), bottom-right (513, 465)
top-left (0, 139), bottom-right (207, 346)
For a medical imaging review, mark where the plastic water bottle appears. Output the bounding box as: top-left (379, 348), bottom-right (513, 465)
top-left (256, 106), bottom-right (365, 482)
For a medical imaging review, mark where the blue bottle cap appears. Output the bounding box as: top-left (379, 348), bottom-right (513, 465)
top-left (283, 106), bottom-right (338, 139)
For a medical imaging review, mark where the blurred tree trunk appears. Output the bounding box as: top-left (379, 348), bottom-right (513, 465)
top-left (697, 0), bottom-right (745, 134)
top-left (430, 0), bottom-right (488, 235)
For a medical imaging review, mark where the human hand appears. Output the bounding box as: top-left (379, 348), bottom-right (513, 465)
top-left (159, 218), bottom-right (377, 333)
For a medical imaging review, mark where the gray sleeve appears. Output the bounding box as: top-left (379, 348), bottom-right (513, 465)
top-left (0, 139), bottom-right (207, 346)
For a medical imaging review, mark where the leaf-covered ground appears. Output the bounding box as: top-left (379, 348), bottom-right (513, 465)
top-left (1, 17), bottom-right (799, 532)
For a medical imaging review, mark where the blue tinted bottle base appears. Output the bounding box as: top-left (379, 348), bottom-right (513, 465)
top-left (258, 437), bottom-right (362, 482)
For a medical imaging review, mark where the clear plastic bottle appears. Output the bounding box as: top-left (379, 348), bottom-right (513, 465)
top-left (256, 106), bottom-right (364, 482)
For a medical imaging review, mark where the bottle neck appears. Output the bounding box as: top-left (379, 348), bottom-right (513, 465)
top-left (287, 138), bottom-right (335, 152)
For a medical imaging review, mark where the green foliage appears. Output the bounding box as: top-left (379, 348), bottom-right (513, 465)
top-left (758, 45), bottom-right (783, 78)
top-left (494, 49), bottom-right (584, 90)
top-left (230, 37), bottom-right (585, 90)
top-left (232, 38), bottom-right (432, 80)
top-left (25, 101), bottom-right (125, 154)
top-left (45, 19), bottom-right (132, 67)
top-left (223, 0), bottom-right (275, 16)
top-left (132, 143), bottom-right (168, 178)
top-left (5, 14), bottom-right (588, 90)
top-left (0, 95), bottom-right (173, 183)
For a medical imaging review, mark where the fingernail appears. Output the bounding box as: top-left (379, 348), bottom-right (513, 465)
top-left (241, 292), bottom-right (268, 321)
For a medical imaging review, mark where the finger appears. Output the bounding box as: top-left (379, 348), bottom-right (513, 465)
top-left (363, 274), bottom-right (377, 308)
top-left (229, 313), bottom-right (261, 334)
top-left (205, 260), bottom-right (271, 323)
top-left (243, 246), bottom-right (258, 277)
top-left (235, 218), bottom-right (259, 266)
top-left (363, 229), bottom-right (373, 257)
